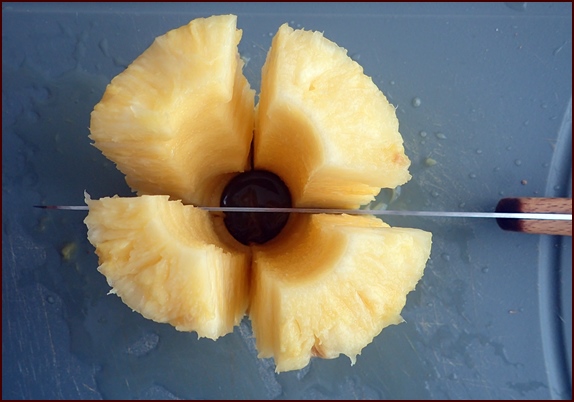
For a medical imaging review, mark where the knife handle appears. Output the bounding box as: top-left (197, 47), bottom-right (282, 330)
top-left (496, 197), bottom-right (572, 236)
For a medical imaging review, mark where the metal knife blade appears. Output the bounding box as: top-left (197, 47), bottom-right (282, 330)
top-left (201, 207), bottom-right (572, 220)
top-left (34, 205), bottom-right (572, 221)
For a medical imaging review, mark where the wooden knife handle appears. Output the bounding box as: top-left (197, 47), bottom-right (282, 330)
top-left (496, 197), bottom-right (572, 236)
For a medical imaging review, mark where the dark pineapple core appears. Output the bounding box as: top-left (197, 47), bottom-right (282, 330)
top-left (220, 170), bottom-right (292, 245)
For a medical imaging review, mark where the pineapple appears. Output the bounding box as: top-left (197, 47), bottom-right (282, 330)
top-left (255, 24), bottom-right (411, 208)
top-left (85, 15), bottom-right (432, 372)
top-left (84, 193), bottom-right (251, 339)
top-left (250, 213), bottom-right (431, 372)
top-left (89, 15), bottom-right (254, 206)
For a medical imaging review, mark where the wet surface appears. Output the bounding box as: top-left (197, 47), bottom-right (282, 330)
top-left (2, 3), bottom-right (571, 399)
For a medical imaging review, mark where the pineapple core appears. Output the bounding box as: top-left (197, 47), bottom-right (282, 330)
top-left (220, 170), bottom-right (292, 245)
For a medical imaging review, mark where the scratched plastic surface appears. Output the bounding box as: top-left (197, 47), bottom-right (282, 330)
top-left (2, 2), bottom-right (572, 399)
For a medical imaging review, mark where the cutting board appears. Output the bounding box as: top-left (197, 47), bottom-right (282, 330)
top-left (2, 2), bottom-right (571, 399)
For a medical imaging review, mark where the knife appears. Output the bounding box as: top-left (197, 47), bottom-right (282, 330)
top-left (35, 197), bottom-right (572, 236)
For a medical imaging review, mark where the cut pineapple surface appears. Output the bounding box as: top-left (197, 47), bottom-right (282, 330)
top-left (85, 14), bottom-right (433, 373)
top-left (255, 24), bottom-right (411, 208)
top-left (250, 214), bottom-right (431, 372)
top-left (84, 194), bottom-right (251, 340)
top-left (90, 15), bottom-right (254, 207)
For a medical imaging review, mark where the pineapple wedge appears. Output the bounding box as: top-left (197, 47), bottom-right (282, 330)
top-left (84, 194), bottom-right (251, 340)
top-left (255, 24), bottom-right (411, 208)
top-left (90, 15), bottom-right (254, 206)
top-left (250, 214), bottom-right (431, 372)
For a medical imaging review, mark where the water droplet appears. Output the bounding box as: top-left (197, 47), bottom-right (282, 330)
top-left (435, 132), bottom-right (447, 140)
top-left (540, 102), bottom-right (548, 109)
top-left (476, 149), bottom-right (483, 154)
top-left (47, 295), bottom-right (55, 304)
top-left (424, 157), bottom-right (437, 167)
top-left (390, 80), bottom-right (395, 86)
top-left (296, 23), bottom-right (301, 28)
top-left (431, 190), bottom-right (439, 198)
top-left (426, 302), bottom-right (433, 307)
top-left (411, 97), bottom-right (421, 108)
top-left (521, 179), bottom-right (528, 185)
top-left (514, 159), bottom-right (522, 166)
top-left (350, 53), bottom-right (361, 61)
top-left (499, 190), bottom-right (505, 196)
top-left (419, 130), bottom-right (428, 138)
top-left (268, 32), bottom-right (273, 37)
top-left (493, 166), bottom-right (501, 172)
top-left (441, 253), bottom-right (451, 261)
top-left (523, 120), bottom-right (530, 126)
top-left (469, 173), bottom-right (477, 179)
top-left (481, 266), bottom-right (489, 273)
top-left (290, 20), bottom-right (295, 25)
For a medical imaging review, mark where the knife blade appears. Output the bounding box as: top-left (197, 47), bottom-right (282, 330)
top-left (34, 197), bottom-right (572, 236)
top-left (33, 205), bottom-right (571, 220)
top-left (196, 206), bottom-right (571, 220)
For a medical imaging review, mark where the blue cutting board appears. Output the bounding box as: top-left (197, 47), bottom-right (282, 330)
top-left (2, 2), bottom-right (571, 399)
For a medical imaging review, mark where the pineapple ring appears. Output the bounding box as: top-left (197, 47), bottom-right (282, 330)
top-left (85, 15), bottom-right (432, 373)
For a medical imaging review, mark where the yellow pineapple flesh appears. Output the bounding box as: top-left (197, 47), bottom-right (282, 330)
top-left (250, 213), bottom-right (431, 372)
top-left (89, 15), bottom-right (255, 206)
top-left (84, 194), bottom-right (251, 340)
top-left (255, 23), bottom-right (411, 208)
top-left (85, 15), bottom-right (433, 373)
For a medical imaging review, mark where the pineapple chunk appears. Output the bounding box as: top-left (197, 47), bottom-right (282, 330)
top-left (84, 194), bottom-right (251, 340)
top-left (250, 214), bottom-right (431, 372)
top-left (90, 15), bottom-right (255, 206)
top-left (255, 24), bottom-right (411, 208)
